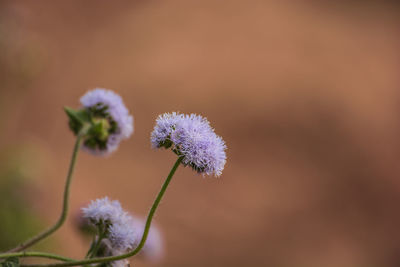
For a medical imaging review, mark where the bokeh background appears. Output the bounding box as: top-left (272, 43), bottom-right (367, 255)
top-left (0, 1), bottom-right (399, 266)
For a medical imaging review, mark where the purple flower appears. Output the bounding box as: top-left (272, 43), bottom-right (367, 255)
top-left (110, 259), bottom-right (130, 267)
top-left (151, 112), bottom-right (227, 177)
top-left (108, 213), bottom-right (136, 251)
top-left (82, 197), bottom-right (137, 253)
top-left (80, 88), bottom-right (133, 155)
top-left (131, 218), bottom-right (164, 262)
top-left (150, 112), bottom-right (183, 149)
top-left (82, 197), bottom-right (123, 224)
top-left (109, 216), bottom-right (164, 263)
top-left (82, 198), bottom-right (165, 265)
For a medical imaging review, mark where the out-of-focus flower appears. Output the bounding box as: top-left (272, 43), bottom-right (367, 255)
top-left (66, 88), bottom-right (133, 156)
top-left (108, 213), bottom-right (136, 251)
top-left (82, 197), bottom-right (137, 252)
top-left (151, 112), bottom-right (227, 176)
top-left (110, 259), bottom-right (130, 267)
top-left (132, 219), bottom-right (164, 263)
top-left (81, 198), bottom-right (164, 265)
top-left (81, 197), bottom-right (123, 225)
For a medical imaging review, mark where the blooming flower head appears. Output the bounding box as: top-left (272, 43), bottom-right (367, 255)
top-left (108, 212), bottom-right (136, 251)
top-left (81, 198), bottom-right (164, 266)
top-left (151, 112), bottom-right (227, 176)
top-left (107, 216), bottom-right (164, 264)
top-left (82, 197), bottom-right (137, 253)
top-left (66, 88), bottom-right (133, 156)
top-left (82, 197), bottom-right (123, 225)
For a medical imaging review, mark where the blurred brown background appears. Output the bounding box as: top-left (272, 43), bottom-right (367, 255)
top-left (0, 1), bottom-right (399, 266)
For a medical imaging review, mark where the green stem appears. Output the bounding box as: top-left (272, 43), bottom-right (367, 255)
top-left (89, 239), bottom-right (103, 259)
top-left (84, 235), bottom-right (97, 259)
top-left (21, 156), bottom-right (183, 267)
top-left (0, 252), bottom-right (74, 262)
top-left (88, 228), bottom-right (106, 259)
top-left (4, 135), bottom-right (83, 253)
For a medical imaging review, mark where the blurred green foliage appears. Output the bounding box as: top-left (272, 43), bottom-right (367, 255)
top-left (0, 156), bottom-right (43, 251)
top-left (0, 6), bottom-right (47, 251)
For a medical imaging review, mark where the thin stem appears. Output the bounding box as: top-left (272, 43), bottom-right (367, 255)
top-left (87, 238), bottom-right (102, 259)
top-left (0, 252), bottom-right (73, 262)
top-left (4, 135), bottom-right (83, 253)
top-left (129, 156), bottom-right (183, 256)
top-left (87, 227), bottom-right (106, 259)
top-left (21, 157), bottom-right (183, 267)
top-left (84, 235), bottom-right (97, 259)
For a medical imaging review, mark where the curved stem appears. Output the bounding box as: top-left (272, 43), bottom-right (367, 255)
top-left (0, 251), bottom-right (74, 262)
top-left (4, 136), bottom-right (83, 253)
top-left (129, 156), bottom-right (182, 256)
top-left (21, 156), bottom-right (183, 267)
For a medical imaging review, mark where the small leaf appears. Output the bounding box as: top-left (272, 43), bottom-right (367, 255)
top-left (64, 107), bottom-right (91, 135)
top-left (64, 107), bottom-right (90, 124)
top-left (1, 257), bottom-right (19, 267)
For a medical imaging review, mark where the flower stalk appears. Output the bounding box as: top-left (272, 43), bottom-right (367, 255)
top-left (5, 134), bottom-right (84, 253)
top-left (0, 252), bottom-right (73, 262)
top-left (19, 156), bottom-right (183, 267)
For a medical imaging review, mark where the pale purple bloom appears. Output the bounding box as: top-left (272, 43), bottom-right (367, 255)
top-left (107, 216), bottom-right (164, 264)
top-left (131, 218), bottom-right (164, 262)
top-left (82, 198), bottom-right (164, 264)
top-left (150, 112), bottom-right (184, 149)
top-left (82, 197), bottom-right (123, 224)
top-left (82, 197), bottom-right (137, 255)
top-left (108, 213), bottom-right (136, 251)
top-left (80, 88), bottom-right (133, 155)
top-left (110, 259), bottom-right (130, 267)
top-left (151, 112), bottom-right (227, 176)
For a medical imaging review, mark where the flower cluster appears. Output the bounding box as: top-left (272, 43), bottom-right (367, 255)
top-left (151, 112), bottom-right (227, 176)
top-left (81, 197), bottom-right (163, 266)
top-left (8, 90), bottom-right (229, 267)
top-left (82, 197), bottom-right (136, 253)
